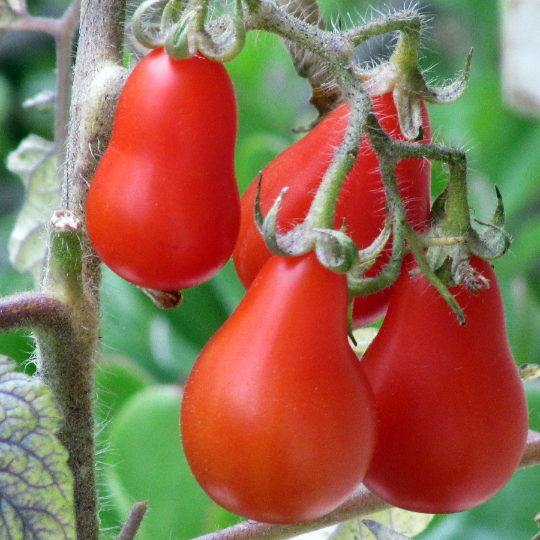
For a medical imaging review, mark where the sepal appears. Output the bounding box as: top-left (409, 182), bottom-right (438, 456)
top-left (254, 175), bottom-right (360, 273)
top-left (359, 35), bottom-right (472, 140)
top-left (425, 186), bottom-right (508, 292)
top-left (313, 229), bottom-right (359, 273)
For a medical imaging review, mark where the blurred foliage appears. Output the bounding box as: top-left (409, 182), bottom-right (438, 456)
top-left (0, 0), bottom-right (539, 539)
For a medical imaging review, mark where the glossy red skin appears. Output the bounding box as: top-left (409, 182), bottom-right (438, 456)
top-left (86, 48), bottom-right (240, 290)
top-left (361, 256), bottom-right (529, 513)
top-left (232, 93), bottom-right (431, 327)
top-left (181, 253), bottom-right (377, 524)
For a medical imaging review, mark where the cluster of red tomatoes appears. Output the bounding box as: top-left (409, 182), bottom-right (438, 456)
top-left (86, 50), bottom-right (529, 524)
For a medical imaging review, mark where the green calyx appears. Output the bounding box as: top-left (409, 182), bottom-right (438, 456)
top-left (254, 175), bottom-right (360, 274)
top-left (426, 185), bottom-right (510, 290)
top-left (132, 0), bottom-right (246, 62)
top-left (358, 23), bottom-right (473, 140)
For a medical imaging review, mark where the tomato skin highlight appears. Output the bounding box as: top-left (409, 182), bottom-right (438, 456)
top-left (86, 48), bottom-right (240, 291)
top-left (232, 93), bottom-right (431, 328)
top-left (361, 256), bottom-right (529, 514)
top-left (181, 253), bottom-right (377, 524)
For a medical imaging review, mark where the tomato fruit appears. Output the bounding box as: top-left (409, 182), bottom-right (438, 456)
top-left (86, 48), bottom-right (240, 291)
top-left (232, 93), bottom-right (431, 327)
top-left (361, 256), bottom-right (529, 513)
top-left (181, 252), bottom-right (377, 524)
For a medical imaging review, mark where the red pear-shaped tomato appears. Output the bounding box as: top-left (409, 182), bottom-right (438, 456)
top-left (232, 93), bottom-right (431, 328)
top-left (181, 252), bottom-right (377, 524)
top-left (361, 256), bottom-right (528, 513)
top-left (86, 48), bottom-right (240, 291)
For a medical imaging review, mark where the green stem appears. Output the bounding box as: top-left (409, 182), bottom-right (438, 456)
top-left (364, 111), bottom-right (409, 227)
top-left (344, 9), bottom-right (421, 47)
top-left (303, 77), bottom-right (371, 230)
top-left (193, 0), bottom-right (209, 32)
top-left (388, 23), bottom-right (421, 74)
top-left (162, 0), bottom-right (187, 26)
top-left (441, 158), bottom-right (471, 235)
top-left (395, 140), bottom-right (471, 235)
top-left (245, 0), bottom-right (353, 65)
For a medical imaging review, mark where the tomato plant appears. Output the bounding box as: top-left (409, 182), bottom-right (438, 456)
top-left (232, 92), bottom-right (431, 327)
top-left (180, 252), bottom-right (377, 524)
top-left (361, 256), bottom-right (529, 514)
top-left (86, 48), bottom-right (240, 291)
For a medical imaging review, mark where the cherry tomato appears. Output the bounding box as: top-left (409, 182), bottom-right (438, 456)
top-left (361, 256), bottom-right (529, 513)
top-left (181, 252), bottom-right (377, 524)
top-left (86, 48), bottom-right (240, 291)
top-left (232, 93), bottom-right (431, 327)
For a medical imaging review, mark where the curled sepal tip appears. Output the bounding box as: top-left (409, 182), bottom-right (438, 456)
top-left (161, 0), bottom-right (184, 27)
top-left (422, 48), bottom-right (473, 105)
top-left (255, 174), bottom-right (359, 262)
top-left (469, 186), bottom-right (511, 260)
top-left (255, 183), bottom-right (292, 257)
top-left (313, 229), bottom-right (359, 274)
top-left (132, 0), bottom-right (169, 50)
top-left (197, 12), bottom-right (246, 62)
top-left (455, 260), bottom-right (490, 295)
top-left (254, 174), bottom-right (308, 257)
top-left (254, 173), bottom-right (316, 257)
top-left (349, 220), bottom-right (391, 280)
top-left (254, 173), bottom-right (287, 255)
top-left (163, 0), bottom-right (246, 62)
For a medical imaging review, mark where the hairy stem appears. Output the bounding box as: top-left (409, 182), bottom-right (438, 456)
top-left (245, 0), bottom-right (353, 65)
top-left (0, 292), bottom-right (73, 334)
top-left (187, 432), bottom-right (540, 540)
top-left (303, 77), bottom-right (370, 230)
top-left (344, 9), bottom-right (422, 47)
top-left (34, 1), bottom-right (128, 539)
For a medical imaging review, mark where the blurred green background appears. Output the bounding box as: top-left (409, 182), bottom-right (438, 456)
top-left (0, 0), bottom-right (539, 538)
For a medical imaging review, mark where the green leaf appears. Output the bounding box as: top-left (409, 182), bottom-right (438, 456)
top-left (0, 355), bottom-right (75, 539)
top-left (103, 385), bottom-right (242, 540)
top-left (6, 135), bottom-right (59, 282)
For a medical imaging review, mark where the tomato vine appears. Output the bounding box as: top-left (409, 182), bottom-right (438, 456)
top-left (0, 0), bottom-right (538, 539)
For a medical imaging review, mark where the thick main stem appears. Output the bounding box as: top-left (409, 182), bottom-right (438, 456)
top-left (36, 1), bottom-right (128, 539)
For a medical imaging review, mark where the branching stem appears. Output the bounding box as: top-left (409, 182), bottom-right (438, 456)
top-left (0, 292), bottom-right (73, 335)
top-left (186, 432), bottom-right (540, 540)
